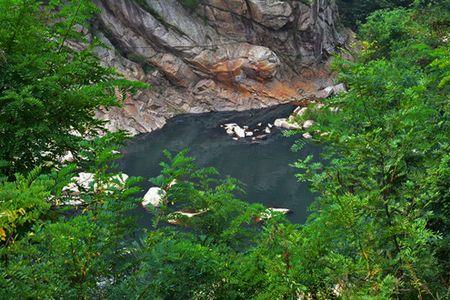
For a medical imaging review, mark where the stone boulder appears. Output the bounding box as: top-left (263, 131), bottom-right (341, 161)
top-left (152, 53), bottom-right (198, 87)
top-left (317, 83), bottom-right (348, 99)
top-left (58, 151), bottom-right (75, 164)
top-left (193, 79), bottom-right (216, 95)
top-left (333, 83), bottom-right (347, 94)
top-left (62, 172), bottom-right (95, 195)
top-left (274, 118), bottom-right (302, 130)
top-left (302, 132), bottom-right (313, 139)
top-left (247, 0), bottom-right (293, 29)
top-left (317, 86), bottom-right (334, 99)
top-left (234, 126), bottom-right (246, 138)
top-left (142, 187), bottom-right (167, 208)
top-left (293, 106), bottom-right (308, 117)
top-left (223, 123), bottom-right (255, 139)
top-left (62, 172), bottom-right (129, 196)
top-left (302, 119), bottom-right (315, 129)
top-left (243, 46), bottom-right (281, 79)
top-left (192, 44), bottom-right (280, 82)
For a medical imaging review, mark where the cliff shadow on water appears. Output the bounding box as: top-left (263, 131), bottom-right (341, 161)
top-left (118, 104), bottom-right (321, 225)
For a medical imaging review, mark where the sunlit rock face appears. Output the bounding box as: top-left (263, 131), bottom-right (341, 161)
top-left (92, 0), bottom-right (350, 134)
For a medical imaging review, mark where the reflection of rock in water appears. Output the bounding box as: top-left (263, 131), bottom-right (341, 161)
top-left (118, 105), bottom-right (321, 226)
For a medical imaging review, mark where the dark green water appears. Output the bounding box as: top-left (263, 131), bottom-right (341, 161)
top-left (118, 104), bottom-right (320, 224)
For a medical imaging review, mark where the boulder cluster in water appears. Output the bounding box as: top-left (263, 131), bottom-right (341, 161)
top-left (221, 122), bottom-right (273, 142)
top-left (60, 172), bottom-right (129, 206)
top-left (273, 83), bottom-right (347, 139)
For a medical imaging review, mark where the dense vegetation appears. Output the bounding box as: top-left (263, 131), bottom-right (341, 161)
top-left (337, 0), bottom-right (414, 29)
top-left (1, 0), bottom-right (449, 299)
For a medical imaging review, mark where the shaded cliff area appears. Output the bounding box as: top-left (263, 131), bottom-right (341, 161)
top-left (92, 0), bottom-right (351, 134)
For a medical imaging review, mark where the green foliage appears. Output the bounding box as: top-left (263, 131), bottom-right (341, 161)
top-left (0, 140), bottom-right (142, 299)
top-left (112, 231), bottom-right (230, 299)
top-left (1, 0), bottom-right (449, 299)
top-left (0, 1), bottom-right (144, 298)
top-left (0, 0), bottom-right (146, 177)
top-left (150, 150), bottom-right (264, 245)
top-left (0, 168), bottom-right (54, 243)
top-left (290, 1), bottom-right (450, 297)
top-left (337, 0), bottom-right (413, 29)
top-left (106, 151), bottom-right (306, 299)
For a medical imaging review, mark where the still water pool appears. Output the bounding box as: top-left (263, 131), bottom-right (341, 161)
top-left (118, 104), bottom-right (321, 224)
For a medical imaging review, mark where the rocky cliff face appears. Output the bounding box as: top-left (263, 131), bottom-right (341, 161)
top-left (92, 0), bottom-right (349, 135)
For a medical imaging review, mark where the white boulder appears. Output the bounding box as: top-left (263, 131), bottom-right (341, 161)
top-left (268, 208), bottom-right (290, 214)
top-left (317, 83), bottom-right (347, 99)
top-left (223, 123), bottom-right (252, 139)
top-left (142, 187), bottom-right (166, 208)
top-left (59, 151), bottom-right (75, 163)
top-left (293, 106), bottom-right (308, 116)
top-left (224, 123), bottom-right (237, 135)
top-left (333, 83), bottom-right (347, 94)
top-left (62, 172), bottom-right (129, 195)
top-left (62, 172), bottom-right (95, 195)
top-left (317, 86), bottom-right (334, 99)
top-left (77, 172), bottom-right (95, 189)
top-left (302, 132), bottom-right (313, 139)
top-left (302, 120), bottom-right (315, 129)
top-left (274, 118), bottom-right (285, 127)
top-left (274, 118), bottom-right (302, 130)
top-left (256, 134), bottom-right (267, 140)
top-left (234, 126), bottom-right (246, 138)
top-left (114, 173), bottom-right (129, 185)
